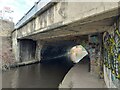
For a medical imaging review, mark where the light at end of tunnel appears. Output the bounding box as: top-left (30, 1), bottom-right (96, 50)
top-left (68, 45), bottom-right (88, 63)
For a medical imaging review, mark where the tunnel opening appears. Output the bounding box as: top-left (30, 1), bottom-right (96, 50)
top-left (40, 41), bottom-right (77, 70)
top-left (67, 45), bottom-right (91, 72)
top-left (41, 41), bottom-right (76, 62)
top-left (40, 40), bottom-right (91, 72)
top-left (19, 39), bottom-right (36, 62)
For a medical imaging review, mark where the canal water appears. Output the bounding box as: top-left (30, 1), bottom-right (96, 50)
top-left (2, 57), bottom-right (74, 88)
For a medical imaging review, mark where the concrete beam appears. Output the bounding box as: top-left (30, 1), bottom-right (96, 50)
top-left (35, 40), bottom-right (44, 61)
top-left (15, 2), bottom-right (119, 39)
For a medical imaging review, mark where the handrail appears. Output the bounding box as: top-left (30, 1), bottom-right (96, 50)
top-left (15, 0), bottom-right (51, 29)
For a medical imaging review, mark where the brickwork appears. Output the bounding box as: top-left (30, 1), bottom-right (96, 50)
top-left (2, 37), bottom-right (15, 69)
top-left (0, 19), bottom-right (15, 70)
top-left (0, 20), bottom-right (14, 37)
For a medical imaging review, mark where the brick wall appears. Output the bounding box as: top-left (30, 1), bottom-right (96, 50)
top-left (0, 20), bottom-right (14, 37)
top-left (2, 37), bottom-right (15, 68)
top-left (0, 19), bottom-right (15, 70)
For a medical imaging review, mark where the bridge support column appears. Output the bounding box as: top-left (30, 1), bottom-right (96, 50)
top-left (12, 31), bottom-right (20, 63)
top-left (88, 34), bottom-right (103, 78)
top-left (35, 40), bottom-right (44, 61)
top-left (12, 32), bottom-right (37, 64)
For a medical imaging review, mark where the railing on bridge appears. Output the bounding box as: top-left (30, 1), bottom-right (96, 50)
top-left (15, 0), bottom-right (51, 29)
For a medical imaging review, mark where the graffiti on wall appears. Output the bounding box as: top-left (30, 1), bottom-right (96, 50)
top-left (103, 19), bottom-right (120, 80)
top-left (88, 34), bottom-right (104, 78)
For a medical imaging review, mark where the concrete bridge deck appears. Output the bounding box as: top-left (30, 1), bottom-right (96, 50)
top-left (13, 1), bottom-right (119, 40)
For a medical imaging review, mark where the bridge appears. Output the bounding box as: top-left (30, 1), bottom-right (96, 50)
top-left (12, 0), bottom-right (120, 88)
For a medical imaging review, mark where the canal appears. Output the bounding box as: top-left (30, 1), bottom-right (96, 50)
top-left (2, 57), bottom-right (74, 88)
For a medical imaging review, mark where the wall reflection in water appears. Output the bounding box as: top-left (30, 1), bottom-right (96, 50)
top-left (2, 57), bottom-right (74, 88)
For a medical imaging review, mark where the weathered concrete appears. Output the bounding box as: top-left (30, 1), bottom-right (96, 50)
top-left (14, 2), bottom-right (119, 39)
top-left (12, 2), bottom-right (119, 64)
top-left (35, 40), bottom-right (43, 61)
top-left (88, 34), bottom-right (104, 78)
top-left (12, 30), bottom-right (19, 63)
top-left (19, 39), bottom-right (36, 62)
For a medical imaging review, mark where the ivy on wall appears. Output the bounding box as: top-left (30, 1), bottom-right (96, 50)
top-left (103, 18), bottom-right (120, 80)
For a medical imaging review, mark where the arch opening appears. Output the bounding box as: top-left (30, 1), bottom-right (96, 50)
top-left (40, 42), bottom-right (90, 72)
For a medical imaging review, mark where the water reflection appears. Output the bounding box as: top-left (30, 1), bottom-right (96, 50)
top-left (2, 57), bottom-right (74, 88)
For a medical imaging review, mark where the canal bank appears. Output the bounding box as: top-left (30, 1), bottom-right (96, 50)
top-left (59, 56), bottom-right (106, 88)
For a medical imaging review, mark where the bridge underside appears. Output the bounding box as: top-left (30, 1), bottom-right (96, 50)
top-left (16, 14), bottom-right (116, 77)
top-left (12, 2), bottom-right (119, 81)
top-left (27, 18), bottom-right (114, 40)
top-left (11, 2), bottom-right (120, 88)
top-left (22, 15), bottom-right (115, 41)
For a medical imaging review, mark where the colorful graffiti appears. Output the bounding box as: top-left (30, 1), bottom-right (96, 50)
top-left (103, 19), bottom-right (120, 80)
top-left (88, 34), bottom-right (104, 78)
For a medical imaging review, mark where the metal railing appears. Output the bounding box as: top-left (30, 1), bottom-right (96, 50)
top-left (15, 0), bottom-right (51, 29)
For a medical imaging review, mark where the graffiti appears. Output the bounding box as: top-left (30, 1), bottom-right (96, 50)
top-left (103, 20), bottom-right (120, 80)
top-left (88, 34), bottom-right (104, 78)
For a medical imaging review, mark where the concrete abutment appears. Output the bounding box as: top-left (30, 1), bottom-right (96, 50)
top-left (19, 39), bottom-right (36, 62)
top-left (12, 38), bottom-right (45, 65)
top-left (35, 40), bottom-right (44, 61)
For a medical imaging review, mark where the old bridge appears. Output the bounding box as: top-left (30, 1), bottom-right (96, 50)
top-left (12, 1), bottom-right (120, 88)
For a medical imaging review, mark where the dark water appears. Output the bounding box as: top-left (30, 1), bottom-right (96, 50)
top-left (2, 57), bottom-right (74, 88)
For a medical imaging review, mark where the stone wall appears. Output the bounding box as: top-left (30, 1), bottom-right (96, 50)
top-left (0, 20), bottom-right (14, 37)
top-left (0, 19), bottom-right (15, 70)
top-left (1, 37), bottom-right (15, 69)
